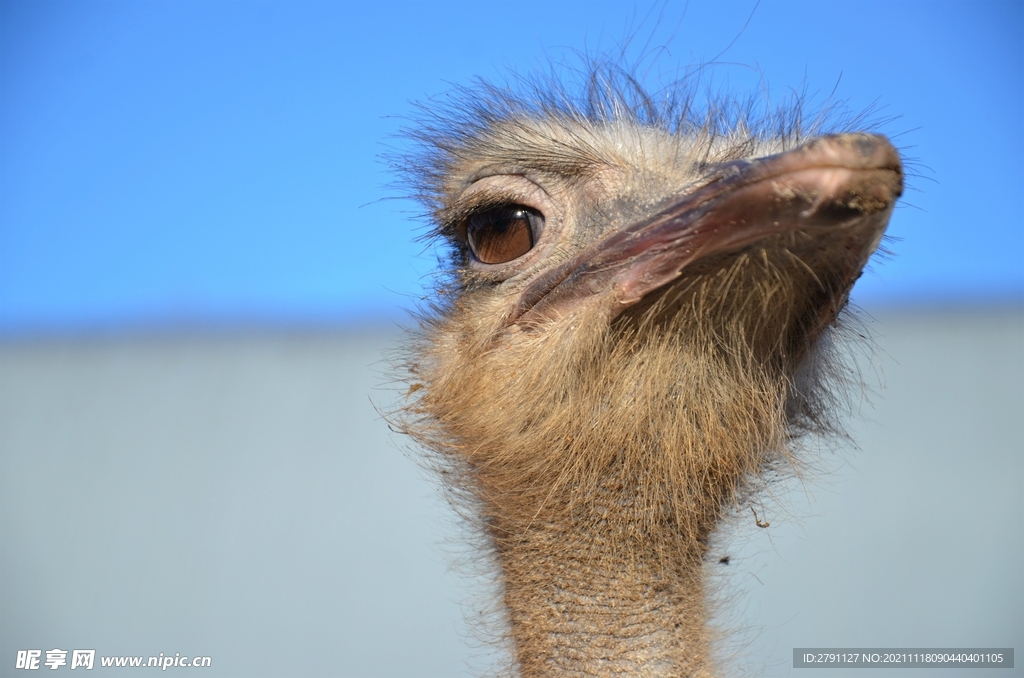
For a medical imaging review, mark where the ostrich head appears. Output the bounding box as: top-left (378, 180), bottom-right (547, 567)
top-left (394, 71), bottom-right (903, 676)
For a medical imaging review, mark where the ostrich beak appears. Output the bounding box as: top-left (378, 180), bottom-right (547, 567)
top-left (508, 133), bottom-right (904, 327)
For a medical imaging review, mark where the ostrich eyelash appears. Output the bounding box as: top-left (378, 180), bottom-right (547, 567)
top-left (441, 190), bottom-right (532, 243)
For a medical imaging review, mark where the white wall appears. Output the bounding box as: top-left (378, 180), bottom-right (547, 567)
top-left (2, 308), bottom-right (1021, 676)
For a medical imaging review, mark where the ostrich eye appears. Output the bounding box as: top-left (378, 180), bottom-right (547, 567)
top-left (466, 205), bottom-right (540, 264)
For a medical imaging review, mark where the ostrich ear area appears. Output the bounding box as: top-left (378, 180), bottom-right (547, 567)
top-left (506, 133), bottom-right (904, 328)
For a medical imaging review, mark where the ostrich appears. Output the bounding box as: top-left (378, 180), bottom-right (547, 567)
top-left (393, 69), bottom-right (902, 677)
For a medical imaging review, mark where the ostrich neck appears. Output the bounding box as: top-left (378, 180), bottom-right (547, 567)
top-left (487, 470), bottom-right (719, 678)
top-left (418, 309), bottom-right (790, 676)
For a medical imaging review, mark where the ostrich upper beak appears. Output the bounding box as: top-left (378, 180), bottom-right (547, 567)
top-left (507, 133), bottom-right (904, 327)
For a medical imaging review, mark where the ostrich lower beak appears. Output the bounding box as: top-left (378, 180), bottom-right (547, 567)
top-left (508, 133), bottom-right (904, 327)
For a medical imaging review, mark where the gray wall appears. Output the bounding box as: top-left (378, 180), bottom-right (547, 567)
top-left (2, 308), bottom-right (1021, 676)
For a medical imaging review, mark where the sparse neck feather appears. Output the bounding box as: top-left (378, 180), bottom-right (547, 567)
top-left (404, 302), bottom-right (798, 677)
top-left (492, 469), bottom-right (716, 677)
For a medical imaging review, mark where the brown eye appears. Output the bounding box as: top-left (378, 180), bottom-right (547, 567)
top-left (466, 205), bottom-right (540, 264)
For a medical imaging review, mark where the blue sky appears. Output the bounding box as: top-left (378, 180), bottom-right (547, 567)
top-left (1, 0), bottom-right (1021, 332)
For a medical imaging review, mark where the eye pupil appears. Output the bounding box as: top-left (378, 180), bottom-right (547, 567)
top-left (466, 205), bottom-right (539, 264)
